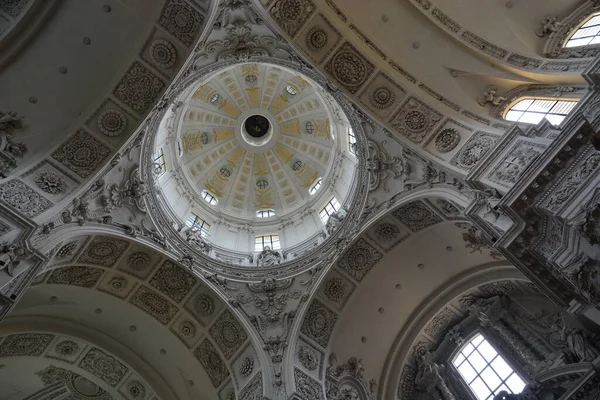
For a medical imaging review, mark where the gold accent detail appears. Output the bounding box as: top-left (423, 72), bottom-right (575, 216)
top-left (218, 99), bottom-right (241, 118)
top-left (270, 95), bottom-right (289, 114)
top-left (274, 144), bottom-right (293, 162)
top-left (281, 120), bottom-right (301, 135)
top-left (254, 155), bottom-right (269, 176)
top-left (246, 88), bottom-right (260, 107)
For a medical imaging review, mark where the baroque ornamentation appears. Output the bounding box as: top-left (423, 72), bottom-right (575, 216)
top-left (129, 286), bottom-right (179, 325)
top-left (369, 85), bottom-right (396, 109)
top-left (478, 86), bottom-right (507, 107)
top-left (392, 201), bottom-right (443, 233)
top-left (113, 62), bottom-right (165, 115)
top-left (450, 132), bottom-right (497, 170)
top-left (51, 130), bottom-right (111, 178)
top-left (489, 142), bottom-right (543, 186)
top-left (269, 0), bottom-right (315, 37)
top-left (97, 109), bottom-right (128, 137)
top-left (298, 345), bottom-right (319, 371)
top-left (158, 0), bottom-right (204, 47)
top-left (150, 39), bottom-right (178, 68)
top-left (47, 266), bottom-right (103, 288)
top-left (256, 245), bottom-right (282, 267)
top-left (295, 368), bottom-right (325, 400)
top-left (239, 356), bottom-right (254, 377)
top-left (0, 242), bottom-right (33, 277)
top-left (193, 338), bottom-right (230, 387)
top-left (0, 333), bottom-right (54, 357)
top-left (434, 128), bottom-right (461, 153)
top-left (323, 277), bottom-right (347, 303)
top-left (35, 171), bottom-right (67, 194)
top-left (209, 310), bottom-right (248, 359)
top-left (0, 111), bottom-right (23, 135)
top-left (149, 260), bottom-right (196, 302)
top-left (300, 299), bottom-right (338, 347)
top-left (390, 97), bottom-right (442, 143)
top-left (79, 347), bottom-right (128, 387)
top-left (306, 26), bottom-right (328, 51)
top-left (367, 139), bottom-right (405, 192)
top-left (337, 238), bottom-right (382, 282)
top-left (0, 179), bottom-right (52, 218)
top-left (325, 208), bottom-right (347, 235)
top-left (325, 42), bottom-right (375, 94)
top-left (100, 166), bottom-right (148, 213)
top-left (79, 237), bottom-right (129, 267)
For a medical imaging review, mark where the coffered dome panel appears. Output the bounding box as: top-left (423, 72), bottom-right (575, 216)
top-left (174, 63), bottom-right (344, 220)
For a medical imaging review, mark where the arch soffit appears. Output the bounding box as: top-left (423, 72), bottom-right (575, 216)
top-left (0, 318), bottom-right (171, 400)
top-left (290, 196), bottom-right (503, 386)
top-left (11, 232), bottom-right (264, 400)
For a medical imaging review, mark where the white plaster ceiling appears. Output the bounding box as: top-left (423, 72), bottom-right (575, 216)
top-left (327, 222), bottom-right (521, 387)
top-left (0, 0), bottom-right (163, 168)
top-left (11, 285), bottom-right (215, 400)
top-left (174, 63), bottom-right (346, 220)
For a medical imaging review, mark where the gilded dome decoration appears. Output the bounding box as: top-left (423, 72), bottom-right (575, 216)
top-left (154, 62), bottom-right (359, 255)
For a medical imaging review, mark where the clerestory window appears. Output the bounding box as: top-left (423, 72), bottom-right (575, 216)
top-left (255, 235), bottom-right (281, 251)
top-left (201, 190), bottom-right (218, 206)
top-left (565, 12), bottom-right (600, 48)
top-left (185, 213), bottom-right (210, 238)
top-left (504, 98), bottom-right (578, 126)
top-left (453, 333), bottom-right (526, 400)
top-left (319, 197), bottom-right (341, 224)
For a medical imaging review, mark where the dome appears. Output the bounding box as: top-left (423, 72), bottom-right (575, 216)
top-left (154, 62), bottom-right (358, 256)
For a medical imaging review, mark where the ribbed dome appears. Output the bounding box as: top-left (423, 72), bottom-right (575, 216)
top-left (174, 63), bottom-right (344, 221)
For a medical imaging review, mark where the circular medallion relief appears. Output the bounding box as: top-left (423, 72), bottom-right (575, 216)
top-left (97, 109), bottom-right (127, 137)
top-left (150, 39), bottom-right (177, 69)
top-left (404, 110), bottom-right (428, 133)
top-left (369, 85), bottom-right (395, 109)
top-left (306, 26), bottom-right (328, 51)
top-left (331, 51), bottom-right (369, 88)
top-left (435, 128), bottom-right (461, 153)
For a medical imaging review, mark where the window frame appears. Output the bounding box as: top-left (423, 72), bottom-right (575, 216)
top-left (256, 209), bottom-right (275, 218)
top-left (201, 190), bottom-right (218, 206)
top-left (564, 11), bottom-right (600, 48)
top-left (185, 213), bottom-right (211, 238)
top-left (319, 197), bottom-right (341, 224)
top-left (348, 127), bottom-right (357, 155)
top-left (309, 178), bottom-right (322, 195)
top-left (254, 234), bottom-right (281, 251)
top-left (452, 332), bottom-right (527, 400)
top-left (503, 96), bottom-right (578, 126)
top-left (153, 148), bottom-right (166, 176)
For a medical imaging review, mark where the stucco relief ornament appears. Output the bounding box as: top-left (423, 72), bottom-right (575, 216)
top-left (571, 201), bottom-right (600, 246)
top-left (256, 246), bottom-right (281, 267)
top-left (213, 0), bottom-right (262, 29)
top-left (101, 167), bottom-right (148, 214)
top-left (535, 15), bottom-right (564, 37)
top-left (559, 318), bottom-right (597, 363)
top-left (415, 351), bottom-right (455, 400)
top-left (478, 86), bottom-right (507, 107)
top-left (298, 346), bottom-right (319, 371)
top-left (203, 21), bottom-right (273, 62)
top-left (35, 171), bottom-right (67, 194)
top-left (0, 111), bottom-right (23, 135)
top-left (325, 208), bottom-right (347, 235)
top-left (366, 139), bottom-right (405, 192)
top-left (182, 227), bottom-right (210, 254)
top-left (566, 257), bottom-right (600, 308)
top-left (0, 242), bottom-right (32, 277)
